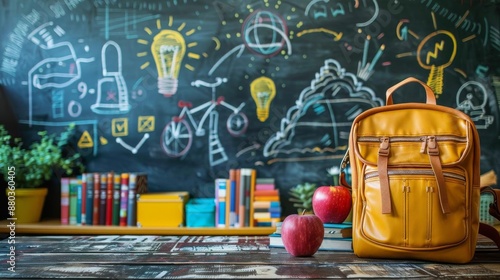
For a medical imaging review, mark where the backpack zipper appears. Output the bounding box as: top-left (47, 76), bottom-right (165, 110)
top-left (357, 135), bottom-right (467, 143)
top-left (365, 169), bottom-right (465, 181)
top-left (358, 135), bottom-right (467, 154)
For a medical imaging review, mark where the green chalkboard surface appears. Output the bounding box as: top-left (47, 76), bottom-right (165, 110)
top-left (1, 0), bottom-right (499, 218)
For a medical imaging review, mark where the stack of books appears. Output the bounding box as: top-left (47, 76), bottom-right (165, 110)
top-left (253, 178), bottom-right (281, 227)
top-left (61, 172), bottom-right (147, 227)
top-left (269, 222), bottom-right (353, 251)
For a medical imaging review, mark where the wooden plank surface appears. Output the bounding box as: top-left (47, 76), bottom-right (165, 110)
top-left (0, 235), bottom-right (499, 279)
top-left (0, 219), bottom-right (276, 235)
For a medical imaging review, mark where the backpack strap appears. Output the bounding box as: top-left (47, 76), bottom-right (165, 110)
top-left (481, 186), bottom-right (500, 221)
top-left (479, 186), bottom-right (500, 249)
top-left (425, 136), bottom-right (450, 214)
top-left (377, 137), bottom-right (392, 214)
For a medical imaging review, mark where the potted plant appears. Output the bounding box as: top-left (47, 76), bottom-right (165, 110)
top-left (288, 182), bottom-right (317, 214)
top-left (0, 123), bottom-right (84, 223)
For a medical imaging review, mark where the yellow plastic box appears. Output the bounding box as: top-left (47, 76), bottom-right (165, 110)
top-left (136, 191), bottom-right (189, 227)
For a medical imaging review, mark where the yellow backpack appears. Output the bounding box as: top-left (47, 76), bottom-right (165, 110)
top-left (344, 77), bottom-right (483, 263)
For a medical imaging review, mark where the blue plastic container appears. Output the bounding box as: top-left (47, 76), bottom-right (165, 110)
top-left (185, 198), bottom-right (215, 227)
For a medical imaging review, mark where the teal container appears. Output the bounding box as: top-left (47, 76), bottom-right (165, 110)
top-left (186, 198), bottom-right (215, 227)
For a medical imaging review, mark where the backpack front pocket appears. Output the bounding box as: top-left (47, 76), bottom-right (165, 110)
top-left (361, 168), bottom-right (468, 249)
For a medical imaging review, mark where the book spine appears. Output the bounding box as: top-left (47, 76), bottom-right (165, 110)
top-left (76, 177), bottom-right (82, 225)
top-left (253, 212), bottom-right (281, 219)
top-left (135, 173), bottom-right (148, 194)
top-left (106, 172), bottom-right (114, 226)
top-left (92, 173), bottom-right (100, 225)
top-left (229, 177), bottom-right (237, 227)
top-left (112, 173), bottom-right (121, 226)
top-left (216, 178), bottom-right (226, 228)
top-left (119, 173), bottom-right (129, 226)
top-left (85, 173), bottom-right (94, 226)
top-left (234, 169), bottom-right (241, 226)
top-left (99, 173), bottom-right (107, 225)
top-left (80, 174), bottom-right (86, 225)
top-left (69, 178), bottom-right (78, 225)
top-left (254, 196), bottom-right (280, 201)
top-left (60, 177), bottom-right (70, 225)
top-left (214, 178), bottom-right (219, 227)
top-left (225, 178), bottom-right (231, 228)
top-left (249, 169), bottom-right (256, 227)
top-left (127, 173), bottom-right (137, 226)
top-left (253, 201), bottom-right (281, 208)
top-left (255, 184), bottom-right (275, 191)
top-left (238, 169), bottom-right (245, 228)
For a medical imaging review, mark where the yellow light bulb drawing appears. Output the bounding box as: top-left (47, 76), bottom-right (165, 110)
top-left (417, 30), bottom-right (456, 97)
top-left (251, 76), bottom-right (276, 122)
top-left (151, 29), bottom-right (186, 97)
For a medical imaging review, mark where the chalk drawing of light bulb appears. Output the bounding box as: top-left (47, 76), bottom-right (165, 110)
top-left (456, 81), bottom-right (493, 129)
top-left (151, 30), bottom-right (186, 97)
top-left (417, 30), bottom-right (457, 97)
top-left (251, 76), bottom-right (276, 122)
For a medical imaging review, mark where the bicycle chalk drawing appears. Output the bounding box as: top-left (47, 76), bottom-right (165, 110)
top-left (161, 77), bottom-right (248, 166)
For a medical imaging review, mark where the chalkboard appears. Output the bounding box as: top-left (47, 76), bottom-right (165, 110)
top-left (1, 0), bottom-right (499, 218)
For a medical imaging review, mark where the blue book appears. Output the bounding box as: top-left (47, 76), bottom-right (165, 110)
top-left (216, 178), bottom-right (226, 227)
top-left (85, 173), bottom-right (94, 225)
top-left (76, 177), bottom-right (82, 225)
top-left (229, 178), bottom-right (237, 226)
top-left (127, 173), bottom-right (138, 226)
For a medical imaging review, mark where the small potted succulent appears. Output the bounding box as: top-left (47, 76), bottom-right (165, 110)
top-left (0, 123), bottom-right (84, 223)
top-left (288, 182), bottom-right (317, 214)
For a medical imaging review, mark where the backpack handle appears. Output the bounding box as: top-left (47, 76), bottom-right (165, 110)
top-left (386, 77), bottom-right (436, 105)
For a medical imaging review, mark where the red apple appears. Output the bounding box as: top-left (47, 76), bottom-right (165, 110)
top-left (312, 185), bottom-right (352, 224)
top-left (280, 214), bottom-right (324, 257)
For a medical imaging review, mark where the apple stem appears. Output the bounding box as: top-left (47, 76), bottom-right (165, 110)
top-left (301, 209), bottom-right (306, 215)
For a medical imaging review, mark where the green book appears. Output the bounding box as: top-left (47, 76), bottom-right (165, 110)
top-left (68, 178), bottom-right (79, 225)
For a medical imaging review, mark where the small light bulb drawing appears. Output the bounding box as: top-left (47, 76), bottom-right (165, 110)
top-left (251, 76), bottom-right (276, 122)
top-left (417, 30), bottom-right (456, 97)
top-left (151, 29), bottom-right (186, 97)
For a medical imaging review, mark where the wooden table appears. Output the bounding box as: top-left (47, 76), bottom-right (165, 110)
top-left (0, 234), bottom-right (499, 279)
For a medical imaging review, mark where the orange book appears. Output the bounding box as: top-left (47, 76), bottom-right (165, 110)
top-left (254, 189), bottom-right (279, 197)
top-left (235, 168), bottom-right (241, 225)
top-left (225, 178), bottom-right (231, 227)
top-left (249, 169), bottom-right (256, 227)
top-left (254, 195), bottom-right (280, 202)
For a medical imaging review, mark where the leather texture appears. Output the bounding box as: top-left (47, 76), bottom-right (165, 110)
top-left (347, 77), bottom-right (482, 263)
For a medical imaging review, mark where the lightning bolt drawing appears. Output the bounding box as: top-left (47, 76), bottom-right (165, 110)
top-left (426, 40), bottom-right (444, 64)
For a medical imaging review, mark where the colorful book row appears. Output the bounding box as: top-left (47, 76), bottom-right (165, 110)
top-left (215, 170), bottom-right (282, 228)
top-left (60, 172), bottom-right (147, 227)
top-left (215, 168), bottom-right (256, 228)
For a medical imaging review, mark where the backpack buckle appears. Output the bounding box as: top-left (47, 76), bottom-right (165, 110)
top-left (427, 136), bottom-right (439, 156)
top-left (378, 137), bottom-right (390, 156)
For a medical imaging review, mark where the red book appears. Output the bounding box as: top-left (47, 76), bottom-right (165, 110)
top-left (80, 174), bottom-right (87, 225)
top-left (254, 189), bottom-right (279, 197)
top-left (60, 177), bottom-right (70, 225)
top-left (92, 173), bottom-right (100, 225)
top-left (106, 172), bottom-right (114, 226)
